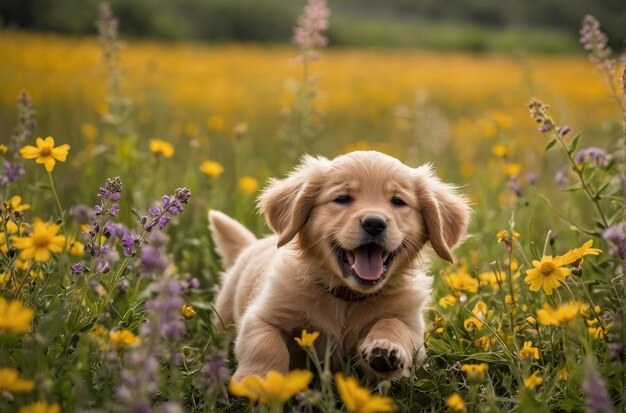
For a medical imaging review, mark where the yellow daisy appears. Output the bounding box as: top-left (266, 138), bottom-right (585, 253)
top-left (335, 373), bottom-right (394, 413)
top-left (12, 219), bottom-right (65, 262)
top-left (524, 255), bottom-right (570, 295)
top-left (19, 136), bottom-right (70, 172)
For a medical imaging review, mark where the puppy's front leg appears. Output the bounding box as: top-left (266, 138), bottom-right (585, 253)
top-left (233, 313), bottom-right (289, 380)
top-left (359, 318), bottom-right (422, 380)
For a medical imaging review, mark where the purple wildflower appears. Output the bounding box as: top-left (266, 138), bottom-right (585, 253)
top-left (581, 358), bottom-right (614, 413)
top-left (580, 16), bottom-right (612, 65)
top-left (554, 170), bottom-right (568, 189)
top-left (575, 147), bottom-right (610, 167)
top-left (70, 204), bottom-right (94, 225)
top-left (603, 225), bottom-right (624, 244)
top-left (509, 177), bottom-right (522, 197)
top-left (609, 342), bottom-right (624, 361)
top-left (292, 0), bottom-right (330, 61)
top-left (185, 277), bottom-right (200, 290)
top-left (557, 125), bottom-right (571, 138)
top-left (138, 245), bottom-right (169, 275)
top-left (95, 177), bottom-right (122, 217)
top-left (202, 348), bottom-right (229, 389)
top-left (144, 188), bottom-right (191, 232)
top-left (71, 263), bottom-right (84, 275)
top-left (526, 172), bottom-right (538, 186)
top-left (143, 279), bottom-right (185, 341)
top-left (0, 161), bottom-right (25, 185)
top-left (116, 352), bottom-right (159, 413)
top-left (122, 230), bottom-right (140, 257)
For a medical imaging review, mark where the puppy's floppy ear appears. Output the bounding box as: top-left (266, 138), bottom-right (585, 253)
top-left (414, 165), bottom-right (471, 263)
top-left (258, 155), bottom-right (329, 248)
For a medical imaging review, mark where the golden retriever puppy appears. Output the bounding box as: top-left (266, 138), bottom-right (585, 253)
top-left (209, 151), bottom-right (470, 381)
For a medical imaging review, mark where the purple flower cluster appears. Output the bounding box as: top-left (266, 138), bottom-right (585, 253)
top-left (575, 147), bottom-right (610, 168)
top-left (603, 225), bottom-right (626, 258)
top-left (1, 92), bottom-right (35, 186)
top-left (292, 0), bottom-right (330, 59)
top-left (95, 177), bottom-right (122, 217)
top-left (202, 348), bottom-right (229, 389)
top-left (580, 15), bottom-right (613, 66)
top-left (0, 161), bottom-right (25, 185)
top-left (142, 279), bottom-right (185, 341)
top-left (116, 352), bottom-right (159, 413)
top-left (581, 358), bottom-right (613, 413)
top-left (143, 188), bottom-right (191, 232)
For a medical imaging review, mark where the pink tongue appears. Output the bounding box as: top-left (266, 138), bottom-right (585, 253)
top-left (353, 244), bottom-right (384, 281)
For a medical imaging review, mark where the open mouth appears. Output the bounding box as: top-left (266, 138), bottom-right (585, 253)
top-left (334, 242), bottom-right (397, 286)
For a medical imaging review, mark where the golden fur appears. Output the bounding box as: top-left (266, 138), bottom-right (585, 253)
top-left (209, 151), bottom-right (470, 380)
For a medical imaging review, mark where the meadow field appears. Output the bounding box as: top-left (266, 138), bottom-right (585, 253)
top-left (0, 2), bottom-right (624, 412)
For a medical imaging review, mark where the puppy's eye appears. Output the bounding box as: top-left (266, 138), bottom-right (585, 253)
top-left (333, 195), bottom-right (352, 205)
top-left (391, 196), bottom-right (407, 207)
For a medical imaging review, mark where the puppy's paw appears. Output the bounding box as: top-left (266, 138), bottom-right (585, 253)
top-left (360, 339), bottom-right (411, 379)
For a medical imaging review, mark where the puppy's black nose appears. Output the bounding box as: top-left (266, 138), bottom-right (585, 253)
top-left (361, 215), bottom-right (387, 236)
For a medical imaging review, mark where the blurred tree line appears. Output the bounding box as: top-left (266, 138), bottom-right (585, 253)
top-left (0, 0), bottom-right (623, 51)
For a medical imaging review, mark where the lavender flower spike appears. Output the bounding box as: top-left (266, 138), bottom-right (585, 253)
top-left (292, 0), bottom-right (330, 59)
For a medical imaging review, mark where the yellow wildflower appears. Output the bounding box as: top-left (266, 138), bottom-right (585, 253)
top-left (536, 302), bottom-right (579, 326)
top-left (91, 325), bottom-right (108, 340)
top-left (491, 144), bottom-right (509, 158)
top-left (524, 371), bottom-right (542, 390)
top-left (0, 368), bottom-right (35, 393)
top-left (464, 318), bottom-right (481, 332)
top-left (19, 136), bottom-right (70, 172)
top-left (229, 370), bottom-right (313, 405)
top-left (496, 229), bottom-right (520, 243)
top-left (0, 297), bottom-right (34, 334)
top-left (446, 270), bottom-right (478, 294)
top-left (503, 163), bottom-right (522, 177)
top-left (0, 144), bottom-right (7, 155)
top-left (239, 176), bottom-right (259, 194)
top-left (109, 329), bottom-right (141, 350)
top-left (294, 329), bottom-right (320, 349)
top-left (81, 123), bottom-right (98, 141)
top-left (559, 240), bottom-right (601, 266)
top-left (580, 303), bottom-right (602, 318)
top-left (446, 393), bottom-right (465, 412)
top-left (149, 139), bottom-right (175, 158)
top-left (181, 304), bottom-right (197, 319)
top-left (68, 239), bottom-right (84, 256)
top-left (478, 271), bottom-right (505, 289)
top-left (557, 368), bottom-right (569, 381)
top-left (524, 255), bottom-right (570, 295)
top-left (19, 402), bottom-right (61, 413)
top-left (588, 324), bottom-right (607, 339)
top-left (489, 110), bottom-right (513, 129)
top-left (12, 219), bottom-right (65, 262)
top-left (5, 195), bottom-right (30, 212)
top-left (519, 341), bottom-right (539, 360)
top-left (335, 373), bottom-right (394, 413)
top-left (460, 363), bottom-right (487, 381)
top-left (206, 115), bottom-right (224, 131)
top-left (433, 316), bottom-right (444, 334)
top-left (185, 121), bottom-right (200, 136)
top-left (439, 294), bottom-right (457, 308)
top-left (200, 160), bottom-right (224, 179)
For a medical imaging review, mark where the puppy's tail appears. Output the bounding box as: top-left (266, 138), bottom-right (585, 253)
top-left (208, 210), bottom-right (256, 269)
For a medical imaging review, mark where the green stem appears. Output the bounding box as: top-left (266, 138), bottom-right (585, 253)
top-left (554, 135), bottom-right (609, 228)
top-left (48, 171), bottom-right (64, 220)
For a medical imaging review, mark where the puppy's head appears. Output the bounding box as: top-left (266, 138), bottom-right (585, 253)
top-left (259, 151), bottom-right (471, 294)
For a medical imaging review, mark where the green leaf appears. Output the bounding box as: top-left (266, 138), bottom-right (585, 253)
top-left (544, 138), bottom-right (557, 152)
top-left (593, 180), bottom-right (612, 199)
top-left (568, 132), bottom-right (582, 154)
top-left (563, 182), bottom-right (583, 192)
